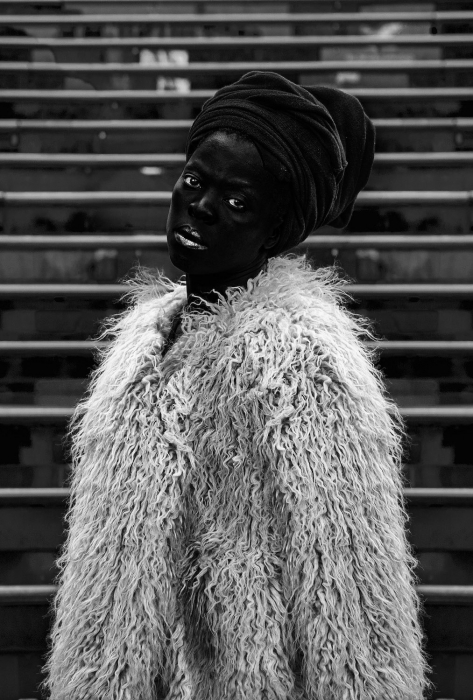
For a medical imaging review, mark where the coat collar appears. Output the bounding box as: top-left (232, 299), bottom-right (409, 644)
top-left (147, 253), bottom-right (348, 338)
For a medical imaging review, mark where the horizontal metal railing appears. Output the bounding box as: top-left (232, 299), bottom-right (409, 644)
top-left (0, 340), bottom-right (107, 354)
top-left (3, 10), bottom-right (473, 25)
top-left (0, 583), bottom-right (472, 604)
top-left (1, 118), bottom-right (473, 133)
top-left (2, 88), bottom-right (472, 104)
top-left (1, 340), bottom-right (473, 355)
top-left (0, 405), bottom-right (472, 423)
top-left (1, 191), bottom-right (472, 206)
top-left (2, 35), bottom-right (473, 49)
top-left (0, 283), bottom-right (472, 298)
top-left (2, 486), bottom-right (473, 504)
top-left (372, 340), bottom-right (473, 354)
top-left (4, 59), bottom-right (473, 76)
top-left (0, 0), bottom-right (468, 5)
top-left (2, 234), bottom-right (473, 250)
top-left (2, 152), bottom-right (473, 168)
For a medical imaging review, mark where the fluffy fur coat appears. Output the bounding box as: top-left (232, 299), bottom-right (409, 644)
top-left (43, 254), bottom-right (428, 699)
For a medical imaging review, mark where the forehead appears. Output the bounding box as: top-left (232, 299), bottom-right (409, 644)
top-left (187, 132), bottom-right (267, 186)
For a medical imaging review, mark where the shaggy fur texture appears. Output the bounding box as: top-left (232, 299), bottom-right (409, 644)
top-left (43, 254), bottom-right (429, 700)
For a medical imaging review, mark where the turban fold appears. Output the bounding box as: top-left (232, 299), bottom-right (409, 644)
top-left (186, 71), bottom-right (375, 256)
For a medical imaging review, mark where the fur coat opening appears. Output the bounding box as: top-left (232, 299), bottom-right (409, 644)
top-left (43, 253), bottom-right (429, 700)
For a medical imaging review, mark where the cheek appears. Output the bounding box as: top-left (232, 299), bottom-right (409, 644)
top-left (168, 185), bottom-right (187, 218)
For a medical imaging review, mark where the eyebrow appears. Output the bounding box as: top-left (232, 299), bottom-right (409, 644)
top-left (186, 160), bottom-right (259, 194)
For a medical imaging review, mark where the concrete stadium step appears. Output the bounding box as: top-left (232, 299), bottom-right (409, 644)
top-left (3, 486), bottom-right (473, 505)
top-left (1, 282), bottom-right (473, 298)
top-left (1, 190), bottom-right (472, 206)
top-left (1, 583), bottom-right (472, 604)
top-left (2, 461), bottom-right (471, 492)
top-left (1, 339), bottom-right (472, 413)
top-left (1, 191), bottom-right (470, 238)
top-left (3, 152), bottom-right (473, 168)
top-left (1, 34), bottom-right (473, 51)
top-left (3, 87), bottom-right (472, 109)
top-left (2, 118), bottom-right (471, 157)
top-left (1, 0), bottom-right (470, 6)
top-left (4, 59), bottom-right (473, 77)
top-left (2, 234), bottom-right (473, 250)
top-left (2, 295), bottom-right (467, 341)
top-left (2, 10), bottom-right (472, 26)
top-left (0, 617), bottom-right (469, 699)
top-left (2, 339), bottom-right (473, 355)
top-left (0, 405), bottom-right (471, 422)
top-left (1, 0), bottom-right (471, 696)
top-left (1, 487), bottom-right (473, 564)
top-left (1, 610), bottom-right (466, 652)
top-left (1, 117), bottom-right (473, 133)
top-left (10, 331), bottom-right (462, 356)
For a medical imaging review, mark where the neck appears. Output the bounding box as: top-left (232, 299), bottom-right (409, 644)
top-left (185, 257), bottom-right (268, 310)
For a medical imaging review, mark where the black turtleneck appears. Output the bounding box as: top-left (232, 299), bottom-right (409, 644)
top-left (186, 256), bottom-right (268, 308)
top-left (161, 257), bottom-right (268, 358)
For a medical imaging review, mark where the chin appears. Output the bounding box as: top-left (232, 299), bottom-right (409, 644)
top-left (167, 244), bottom-right (205, 275)
top-left (167, 247), bottom-right (188, 273)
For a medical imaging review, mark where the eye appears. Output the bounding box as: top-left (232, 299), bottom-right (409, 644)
top-left (182, 174), bottom-right (200, 188)
top-left (227, 197), bottom-right (245, 211)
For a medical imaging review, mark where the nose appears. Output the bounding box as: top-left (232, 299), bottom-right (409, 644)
top-left (188, 194), bottom-right (216, 224)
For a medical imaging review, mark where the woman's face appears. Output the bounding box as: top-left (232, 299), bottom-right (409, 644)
top-left (166, 131), bottom-right (281, 276)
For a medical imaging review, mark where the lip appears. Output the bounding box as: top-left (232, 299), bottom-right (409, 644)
top-left (174, 224), bottom-right (208, 250)
top-left (176, 224), bottom-right (207, 244)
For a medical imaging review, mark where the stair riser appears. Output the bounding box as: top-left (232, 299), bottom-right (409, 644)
top-left (3, 549), bottom-right (473, 587)
top-left (0, 604), bottom-right (471, 652)
top-left (2, 204), bottom-right (472, 235)
top-left (1, 502), bottom-right (473, 551)
top-left (1, 293), bottom-right (473, 338)
top-left (2, 649), bottom-right (471, 700)
top-left (1, 163), bottom-right (472, 191)
top-left (3, 125), bottom-right (472, 156)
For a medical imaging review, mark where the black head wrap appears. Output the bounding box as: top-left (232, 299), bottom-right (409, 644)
top-left (186, 70), bottom-right (375, 257)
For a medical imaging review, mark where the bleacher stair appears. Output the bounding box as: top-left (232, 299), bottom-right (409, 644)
top-left (0, 0), bottom-right (472, 698)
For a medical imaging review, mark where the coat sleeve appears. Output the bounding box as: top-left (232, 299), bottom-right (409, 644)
top-left (41, 291), bottom-right (191, 700)
top-left (243, 309), bottom-right (429, 700)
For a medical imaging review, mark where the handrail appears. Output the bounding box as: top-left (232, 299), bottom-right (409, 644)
top-left (0, 283), bottom-right (473, 298)
top-left (2, 11), bottom-right (473, 25)
top-left (371, 341), bottom-right (473, 354)
top-left (2, 152), bottom-right (473, 168)
top-left (0, 191), bottom-right (173, 205)
top-left (2, 87), bottom-right (472, 104)
top-left (0, 405), bottom-right (472, 422)
top-left (0, 153), bottom-right (185, 167)
top-left (0, 340), bottom-right (472, 355)
top-left (0, 0), bottom-right (469, 5)
top-left (0, 584), bottom-right (472, 604)
top-left (405, 488), bottom-right (473, 505)
top-left (2, 234), bottom-right (473, 250)
top-left (0, 283), bottom-right (127, 297)
top-left (0, 406), bottom-right (74, 421)
top-left (1, 118), bottom-right (473, 133)
top-left (4, 59), bottom-right (473, 76)
top-left (0, 340), bottom-right (108, 353)
top-left (0, 488), bottom-right (70, 503)
top-left (0, 0), bottom-right (468, 4)
top-left (0, 190), bottom-right (472, 206)
top-left (416, 586), bottom-right (473, 604)
top-left (401, 407), bottom-right (473, 423)
top-left (0, 337), bottom-right (471, 356)
top-left (2, 487), bottom-right (473, 504)
top-left (374, 118), bottom-right (473, 131)
top-left (1, 35), bottom-right (472, 49)
top-left (375, 153), bottom-right (473, 166)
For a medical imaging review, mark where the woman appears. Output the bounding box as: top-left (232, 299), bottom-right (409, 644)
top-left (43, 72), bottom-right (429, 699)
